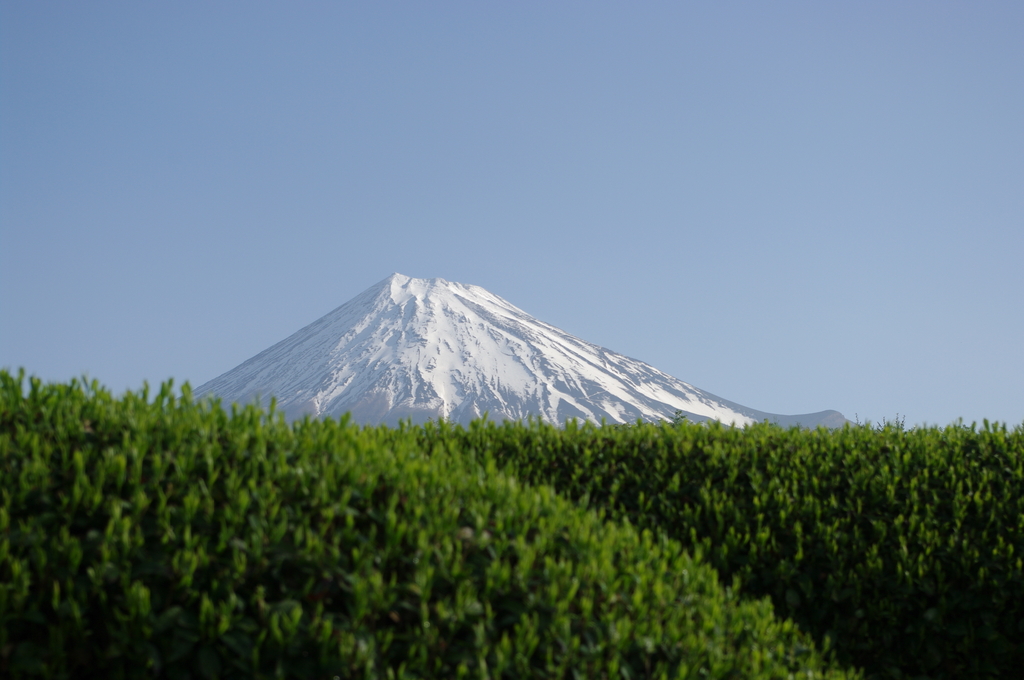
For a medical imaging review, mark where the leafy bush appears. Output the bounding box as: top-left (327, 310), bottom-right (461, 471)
top-left (0, 370), bottom-right (851, 679)
top-left (419, 416), bottom-right (1024, 679)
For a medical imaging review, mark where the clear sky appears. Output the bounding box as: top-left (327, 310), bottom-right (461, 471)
top-left (2, 2), bottom-right (1022, 427)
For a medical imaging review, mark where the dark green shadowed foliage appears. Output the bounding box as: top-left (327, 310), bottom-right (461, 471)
top-left (417, 415), bottom-right (1024, 679)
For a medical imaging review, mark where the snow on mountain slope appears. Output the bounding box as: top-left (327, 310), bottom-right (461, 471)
top-left (195, 274), bottom-right (847, 428)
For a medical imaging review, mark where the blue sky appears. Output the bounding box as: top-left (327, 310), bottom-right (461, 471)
top-left (2, 2), bottom-right (1022, 427)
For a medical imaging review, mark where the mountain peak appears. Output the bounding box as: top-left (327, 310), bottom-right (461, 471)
top-left (372, 273), bottom-right (469, 305)
top-left (196, 275), bottom-right (846, 428)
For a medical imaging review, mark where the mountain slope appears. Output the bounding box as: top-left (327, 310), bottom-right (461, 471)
top-left (195, 274), bottom-right (847, 428)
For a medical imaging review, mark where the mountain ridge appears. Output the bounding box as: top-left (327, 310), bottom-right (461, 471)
top-left (195, 273), bottom-right (848, 428)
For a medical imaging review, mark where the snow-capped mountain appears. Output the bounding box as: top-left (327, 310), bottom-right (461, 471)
top-left (195, 274), bottom-right (847, 428)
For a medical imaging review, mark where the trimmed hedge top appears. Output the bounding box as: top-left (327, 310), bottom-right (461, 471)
top-left (0, 370), bottom-right (851, 680)
top-left (418, 414), bottom-right (1024, 678)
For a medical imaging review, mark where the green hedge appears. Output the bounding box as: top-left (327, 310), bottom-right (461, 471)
top-left (0, 370), bottom-right (851, 679)
top-left (417, 417), bottom-right (1024, 679)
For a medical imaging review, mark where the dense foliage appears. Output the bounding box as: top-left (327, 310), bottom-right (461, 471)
top-left (416, 416), bottom-right (1024, 679)
top-left (0, 370), bottom-right (851, 679)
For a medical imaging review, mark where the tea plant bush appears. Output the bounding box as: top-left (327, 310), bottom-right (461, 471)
top-left (0, 370), bottom-right (851, 680)
top-left (418, 417), bottom-right (1024, 679)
